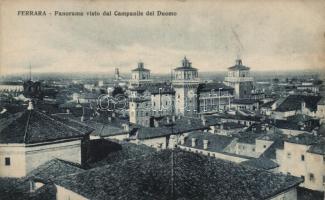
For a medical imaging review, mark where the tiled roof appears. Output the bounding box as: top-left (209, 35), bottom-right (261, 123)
top-left (197, 82), bottom-right (233, 92)
top-left (183, 131), bottom-right (234, 152)
top-left (26, 159), bottom-right (85, 181)
top-left (0, 109), bottom-right (94, 144)
top-left (231, 99), bottom-right (258, 105)
top-left (274, 119), bottom-right (318, 132)
top-left (136, 117), bottom-right (209, 139)
top-left (241, 157), bottom-right (279, 170)
top-left (286, 133), bottom-right (320, 145)
top-left (53, 150), bottom-right (302, 200)
top-left (308, 142), bottom-right (325, 155)
top-left (275, 95), bottom-right (321, 112)
top-left (215, 113), bottom-right (261, 122)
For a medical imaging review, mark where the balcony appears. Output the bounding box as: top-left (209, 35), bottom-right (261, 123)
top-left (224, 77), bottom-right (253, 82)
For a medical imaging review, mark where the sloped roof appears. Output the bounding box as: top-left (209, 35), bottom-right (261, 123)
top-left (53, 150), bottom-right (302, 200)
top-left (0, 109), bottom-right (94, 144)
top-left (197, 82), bottom-right (233, 93)
top-left (136, 117), bottom-right (209, 140)
top-left (241, 157), bottom-right (279, 170)
top-left (308, 142), bottom-right (325, 155)
top-left (228, 60), bottom-right (250, 71)
top-left (26, 159), bottom-right (85, 181)
top-left (183, 131), bottom-right (234, 152)
top-left (275, 95), bottom-right (321, 112)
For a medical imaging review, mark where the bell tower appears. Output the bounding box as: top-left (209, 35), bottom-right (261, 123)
top-left (172, 57), bottom-right (199, 116)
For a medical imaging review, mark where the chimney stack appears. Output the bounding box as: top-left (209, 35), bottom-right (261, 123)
top-left (172, 115), bottom-right (176, 122)
top-left (201, 115), bottom-right (206, 125)
top-left (154, 119), bottom-right (159, 127)
top-left (191, 138), bottom-right (196, 147)
top-left (203, 139), bottom-right (209, 150)
top-left (180, 136), bottom-right (185, 145)
top-left (27, 100), bottom-right (34, 110)
top-left (123, 123), bottom-right (130, 132)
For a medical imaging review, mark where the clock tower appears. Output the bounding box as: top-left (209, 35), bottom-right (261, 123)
top-left (172, 57), bottom-right (199, 116)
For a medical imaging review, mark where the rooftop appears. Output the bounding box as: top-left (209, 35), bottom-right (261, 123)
top-left (241, 157), bottom-right (279, 170)
top-left (197, 82), bottom-right (234, 93)
top-left (0, 109), bottom-right (94, 144)
top-left (26, 158), bottom-right (85, 181)
top-left (228, 59), bottom-right (250, 71)
top-left (53, 150), bottom-right (302, 200)
top-left (275, 95), bottom-right (321, 112)
top-left (174, 56), bottom-right (198, 71)
top-left (183, 131), bottom-right (234, 152)
top-left (131, 62), bottom-right (150, 72)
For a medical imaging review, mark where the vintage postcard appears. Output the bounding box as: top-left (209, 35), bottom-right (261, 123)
top-left (0, 0), bottom-right (324, 199)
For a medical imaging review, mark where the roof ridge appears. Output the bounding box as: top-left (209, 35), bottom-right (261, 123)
top-left (23, 110), bottom-right (33, 143)
top-left (38, 111), bottom-right (88, 135)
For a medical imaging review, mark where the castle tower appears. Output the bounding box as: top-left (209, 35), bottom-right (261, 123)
top-left (224, 59), bottom-right (254, 99)
top-left (172, 57), bottom-right (199, 116)
top-left (114, 68), bottom-right (120, 81)
top-left (129, 62), bottom-right (151, 87)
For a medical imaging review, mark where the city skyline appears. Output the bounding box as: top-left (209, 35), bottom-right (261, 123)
top-left (1, 0), bottom-right (324, 75)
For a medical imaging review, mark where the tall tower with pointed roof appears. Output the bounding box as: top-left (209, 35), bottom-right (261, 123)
top-left (224, 59), bottom-right (253, 99)
top-left (172, 57), bottom-right (199, 116)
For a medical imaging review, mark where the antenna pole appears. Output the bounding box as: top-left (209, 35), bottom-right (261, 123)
top-left (29, 63), bottom-right (32, 81)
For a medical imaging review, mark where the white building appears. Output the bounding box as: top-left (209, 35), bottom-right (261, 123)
top-left (276, 133), bottom-right (325, 192)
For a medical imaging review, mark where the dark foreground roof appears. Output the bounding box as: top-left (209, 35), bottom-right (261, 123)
top-left (0, 109), bottom-right (94, 144)
top-left (54, 150), bottom-right (302, 200)
top-left (26, 159), bottom-right (85, 181)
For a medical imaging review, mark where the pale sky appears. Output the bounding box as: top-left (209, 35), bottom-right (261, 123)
top-left (0, 0), bottom-right (324, 75)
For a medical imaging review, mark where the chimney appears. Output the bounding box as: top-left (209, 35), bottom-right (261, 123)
top-left (220, 123), bottom-right (224, 130)
top-left (191, 138), bottom-right (196, 147)
top-left (180, 136), bottom-right (185, 145)
top-left (203, 139), bottom-right (209, 150)
top-left (123, 123), bottom-right (130, 132)
top-left (172, 115), bottom-right (176, 122)
top-left (201, 115), bottom-right (206, 125)
top-left (154, 119), bottom-right (159, 127)
top-left (27, 100), bottom-right (34, 110)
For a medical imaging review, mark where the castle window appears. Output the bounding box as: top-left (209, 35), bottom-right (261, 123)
top-left (301, 155), bottom-right (305, 161)
top-left (309, 173), bottom-right (315, 181)
top-left (5, 157), bottom-right (10, 166)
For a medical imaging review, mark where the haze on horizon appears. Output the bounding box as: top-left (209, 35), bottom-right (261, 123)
top-left (0, 0), bottom-right (324, 75)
